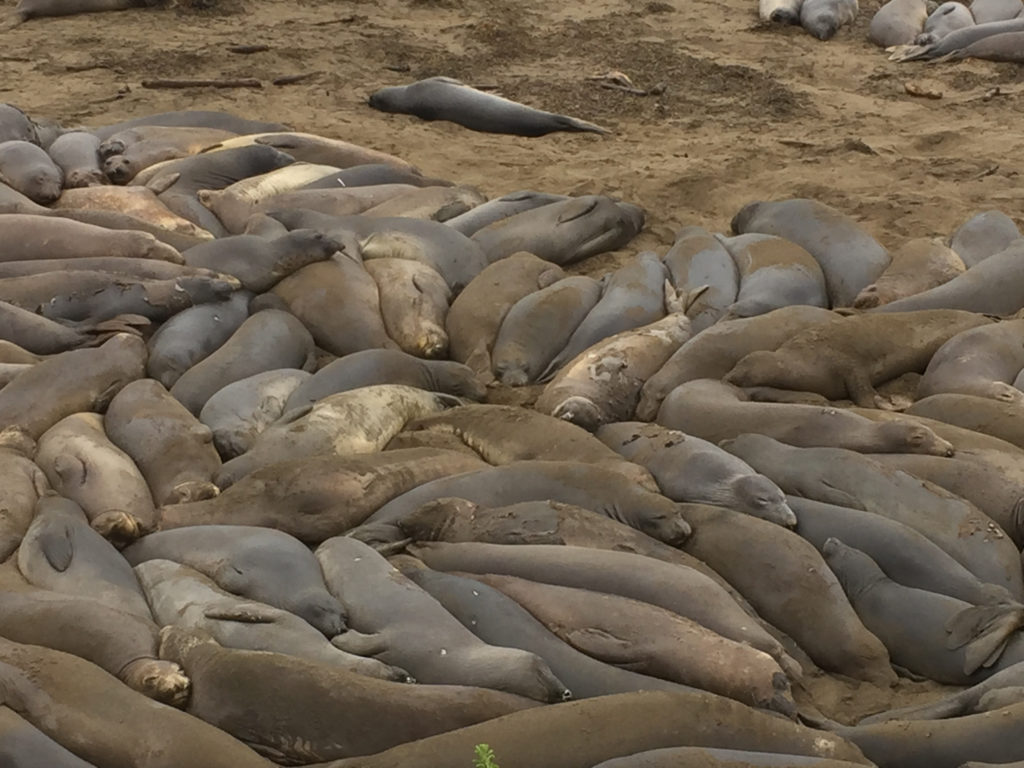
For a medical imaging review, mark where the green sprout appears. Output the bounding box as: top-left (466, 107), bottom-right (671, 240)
top-left (473, 743), bottom-right (500, 768)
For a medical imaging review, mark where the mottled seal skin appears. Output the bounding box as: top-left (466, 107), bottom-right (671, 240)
top-left (170, 309), bottom-right (316, 416)
top-left (535, 311), bottom-right (693, 431)
top-left (656, 379), bottom-right (955, 456)
top-left (445, 189), bottom-right (568, 236)
top-left (492, 275), bottom-right (602, 386)
top-left (200, 369), bottom-right (311, 458)
top-left (0, 140), bottom-right (62, 203)
top-left (0, 213), bottom-right (182, 263)
top-left (801, 0), bottom-right (860, 38)
top-left (271, 255), bottom-right (396, 357)
top-left (593, 749), bottom-right (868, 768)
top-left (364, 258), bottom-right (451, 358)
top-left (636, 305), bottom-right (838, 420)
top-left (183, 230), bottom-right (340, 292)
top-left (46, 131), bottom-right (104, 187)
top-left (917, 319), bottom-right (1024, 403)
top-left (718, 233), bottom-right (828, 318)
top-left (405, 565), bottom-right (702, 700)
top-left (724, 310), bottom-right (993, 408)
top-left (0, 428), bottom-right (47, 561)
top-left (869, 0), bottom-right (929, 46)
top-left (918, 1), bottom-right (976, 43)
top-left (0, 333), bottom-right (146, 440)
top-left (950, 211), bottom-right (1022, 267)
top-left (215, 385), bottom-right (460, 488)
top-left (35, 412), bottom-right (157, 544)
top-left (369, 76), bottom-right (610, 137)
top-left (597, 421), bottom-right (795, 527)
top-left (853, 237), bottom-right (965, 309)
top-left (0, 707), bottom-right (100, 768)
top-left (0, 637), bottom-right (273, 768)
top-left (286, 349), bottom-right (485, 410)
top-left (157, 627), bottom-right (536, 765)
top-left (446, 252), bottom-right (565, 374)
top-left (471, 195), bottom-right (644, 265)
top-left (316, 536), bottom-right (570, 701)
top-left (53, 186), bottom-right (215, 241)
top-left (17, 495), bottom-right (153, 619)
top-left (124, 525), bottom-right (345, 637)
top-left (732, 198), bottom-right (889, 307)
top-left (663, 226), bottom-right (739, 332)
top-left (158, 448), bottom-right (486, 544)
top-left (906, 393), bottom-right (1024, 449)
top-left (146, 290), bottom-right (252, 389)
top-left (104, 379), bottom-right (221, 505)
top-left (724, 433), bottom-right (1024, 598)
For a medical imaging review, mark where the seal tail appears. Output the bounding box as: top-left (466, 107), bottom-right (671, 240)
top-left (554, 115), bottom-right (612, 135)
top-left (946, 603), bottom-right (1024, 675)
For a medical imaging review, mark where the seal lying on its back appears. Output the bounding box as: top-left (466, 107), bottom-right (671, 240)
top-left (368, 77), bottom-right (610, 137)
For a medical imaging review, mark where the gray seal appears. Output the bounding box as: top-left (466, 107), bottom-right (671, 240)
top-left (801, 0), bottom-right (860, 38)
top-left (445, 190), bottom-right (568, 236)
top-left (662, 226), bottom-right (739, 333)
top-left (917, 318), bottom-right (1024, 403)
top-left (0, 140), bottom-right (62, 203)
top-left (918, 1), bottom-right (976, 43)
top-left (46, 131), bottom-right (104, 188)
top-left (717, 233), bottom-right (828, 318)
top-left (869, 0), bottom-right (930, 46)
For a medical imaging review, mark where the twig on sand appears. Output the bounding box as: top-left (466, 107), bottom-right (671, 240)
top-left (142, 78), bottom-right (263, 89)
top-left (272, 72), bottom-right (321, 86)
top-left (227, 44), bottom-right (270, 54)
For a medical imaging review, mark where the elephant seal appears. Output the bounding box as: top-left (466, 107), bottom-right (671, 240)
top-left (761, 0), bottom-right (804, 22)
top-left (364, 258), bottom-right (451, 358)
top-left (0, 637), bottom-right (273, 768)
top-left (918, 1), bottom-right (976, 43)
top-left (801, 0), bottom-right (860, 38)
top-left (319, 690), bottom-right (868, 768)
top-left (159, 448), bottom-right (486, 543)
top-left (0, 214), bottom-right (182, 263)
top-left (949, 210), bottom-right (1021, 267)
top-left (300, 162), bottom-right (448, 190)
top-left (471, 195), bottom-right (644, 265)
top-left (596, 421), bottom-right (795, 527)
top-left (636, 305), bottom-right (838, 420)
top-left (135, 559), bottom-right (406, 681)
top-left (9, 0), bottom-right (152, 22)
top-left (491, 275), bottom-right (602, 385)
top-left (124, 525), bottom-right (345, 636)
top-left (35, 412), bottom-right (157, 543)
top-left (214, 385), bottom-right (460, 487)
top-left (199, 131), bottom-right (414, 171)
top-left (869, 0), bottom-right (930, 45)
top-left (355, 460), bottom-right (693, 547)
top-left (535, 310), bottom-right (693, 431)
top-left (446, 252), bottom-right (565, 374)
top-left (182, 230), bottom-right (340, 292)
top-left (445, 189), bottom-right (568, 236)
top-left (92, 111), bottom-right (286, 140)
top-left (0, 587), bottom-right (189, 705)
top-left (158, 626), bottom-right (535, 765)
top-left (0, 428), bottom-right (48, 561)
top-left (896, 16), bottom-right (1024, 60)
top-left (717, 233), bottom-right (828, 318)
top-left (593, 749), bottom-right (869, 768)
top-left (732, 198), bottom-right (889, 306)
top-left (917, 319), bottom-right (1024, 403)
top-left (0, 707), bottom-right (100, 768)
top-left (407, 541), bottom-right (793, 666)
top-left (368, 76), bottom-right (610, 136)
top-left (101, 126), bottom-right (239, 184)
top-left (468, 571), bottom-right (795, 711)
top-left (286, 349), bottom-right (485, 409)
top-left (723, 310), bottom-right (993, 408)
top-left (17, 495), bottom-right (152, 618)
top-left (169, 309), bottom-right (316, 415)
top-left (52, 186), bottom-right (214, 240)
top-left (724, 434), bottom-right (1024, 597)
top-left (947, 29), bottom-right (1024, 59)
top-left (0, 140), bottom-right (62, 203)
top-left (104, 379), bottom-right (221, 505)
top-left (972, 0), bottom-right (1024, 23)
top-left (359, 184), bottom-right (485, 221)
top-left (907, 394), bottom-right (1024, 448)
top-left (0, 103), bottom-right (38, 144)
top-left (663, 226), bottom-right (739, 332)
top-left (316, 536), bottom-right (570, 700)
top-left (0, 300), bottom-right (145, 356)
top-left (200, 369), bottom-right (311, 458)
top-left (46, 131), bottom-right (104, 188)
top-left (852, 238), bottom-right (965, 309)
top-left (656, 379), bottom-right (955, 456)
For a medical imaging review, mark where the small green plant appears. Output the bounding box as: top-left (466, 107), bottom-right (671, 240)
top-left (473, 743), bottom-right (500, 768)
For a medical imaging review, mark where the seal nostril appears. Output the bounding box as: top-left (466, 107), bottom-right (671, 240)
top-left (561, 688), bottom-right (573, 701)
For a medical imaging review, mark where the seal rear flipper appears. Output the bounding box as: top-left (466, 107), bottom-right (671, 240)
top-left (563, 627), bottom-right (641, 666)
top-left (203, 602), bottom-right (280, 624)
top-left (331, 630), bottom-right (388, 657)
top-left (553, 114), bottom-right (611, 135)
top-left (946, 604), bottom-right (1024, 674)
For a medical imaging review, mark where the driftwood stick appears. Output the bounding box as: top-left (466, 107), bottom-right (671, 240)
top-left (142, 78), bottom-right (263, 89)
top-left (227, 44), bottom-right (270, 54)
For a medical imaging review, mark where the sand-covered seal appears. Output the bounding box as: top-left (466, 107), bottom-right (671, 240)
top-left (717, 233), bottom-right (828, 318)
top-left (917, 318), bottom-right (1024, 403)
top-left (0, 213), bottom-right (182, 263)
top-left (364, 258), bottom-right (451, 358)
top-left (852, 237), bottom-right (965, 309)
top-left (662, 225), bottom-right (739, 332)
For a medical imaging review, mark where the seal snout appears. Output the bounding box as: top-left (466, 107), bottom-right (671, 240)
top-left (821, 537), bottom-right (845, 558)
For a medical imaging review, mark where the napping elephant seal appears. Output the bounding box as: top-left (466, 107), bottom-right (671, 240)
top-left (471, 195), bottom-right (644, 265)
top-left (35, 412), bottom-right (157, 544)
top-left (0, 104), bottom-right (38, 144)
top-left (852, 238), bottom-right (965, 309)
top-left (0, 707), bottom-right (99, 768)
top-left (199, 131), bottom-right (413, 170)
top-left (360, 183), bottom-right (484, 221)
top-left (445, 189), bottom-right (567, 236)
top-left (369, 77), bottom-right (610, 136)
top-left (93, 110), bottom-right (286, 140)
top-left (593, 749), bottom-right (869, 768)
top-left (724, 310), bottom-right (993, 408)
top-left (917, 1), bottom-right (976, 43)
top-left (446, 252), bottom-right (564, 373)
top-left (717, 233), bottom-right (828, 318)
top-left (949, 210), bottom-right (1021, 267)
top-left (636, 304), bottom-right (838, 420)
top-left (597, 421), bottom-right (795, 527)
top-left (662, 226), bottom-right (739, 333)
top-left (917, 319), bottom-right (1024, 403)
top-left (0, 140), bottom-right (62, 203)
top-left (52, 186), bottom-right (214, 241)
top-left (199, 369), bottom-right (311, 458)
top-left (0, 214), bottom-right (182, 263)
top-left (0, 302), bottom-right (143, 356)
top-left (300, 162), bottom-right (447, 190)
top-left (0, 637), bottom-right (273, 768)
top-left (124, 525), bottom-right (345, 636)
top-left (170, 309), bottom-right (316, 415)
top-left (801, 0), bottom-right (860, 38)
top-left (869, 0), bottom-right (930, 45)
top-left (286, 349), bottom-right (485, 409)
top-left (47, 131), bottom-right (104, 188)
top-left (316, 536), bottom-right (570, 701)
top-left (907, 394), bottom-right (1024, 448)
top-left (214, 385), bottom-right (460, 487)
top-left (17, 495), bottom-right (153, 619)
top-left (972, 0), bottom-right (1024, 23)
top-left (946, 29), bottom-right (1024, 60)
top-left (732, 198), bottom-right (889, 306)
top-left (364, 258), bottom-right (451, 358)
top-left (656, 379), bottom-right (955, 455)
top-left (100, 125), bottom-right (238, 184)
top-left (158, 626), bottom-right (536, 765)
top-left (105, 379), bottom-right (221, 505)
top-left (158, 448), bottom-right (486, 544)
top-left (0, 429), bottom-right (47, 561)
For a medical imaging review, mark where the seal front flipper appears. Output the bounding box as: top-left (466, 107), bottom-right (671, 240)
top-left (946, 604), bottom-right (1024, 674)
top-left (564, 627), bottom-right (645, 670)
top-left (331, 630), bottom-right (388, 657)
top-left (203, 602), bottom-right (279, 624)
top-left (35, 515), bottom-right (75, 573)
top-left (552, 114), bottom-right (611, 136)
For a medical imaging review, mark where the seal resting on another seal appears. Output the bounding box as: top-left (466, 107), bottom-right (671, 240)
top-left (0, 427), bottom-right (48, 560)
top-left (662, 226), bottom-right (739, 332)
top-left (852, 237), bottom-right (964, 309)
top-left (869, 0), bottom-right (929, 45)
top-left (369, 77), bottom-right (610, 137)
top-left (364, 258), bottom-right (451, 358)
top-left (0, 140), bottom-right (62, 203)
top-left (46, 131), bottom-right (105, 188)
top-left (949, 210), bottom-right (1021, 267)
top-left (917, 319), bottom-right (1024, 404)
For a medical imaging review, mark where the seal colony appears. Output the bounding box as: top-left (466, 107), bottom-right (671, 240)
top-left (0, 83), bottom-right (1023, 767)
